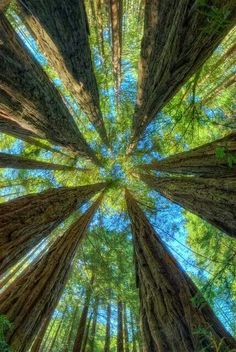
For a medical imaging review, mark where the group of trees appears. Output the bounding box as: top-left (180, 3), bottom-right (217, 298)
top-left (0, 0), bottom-right (236, 351)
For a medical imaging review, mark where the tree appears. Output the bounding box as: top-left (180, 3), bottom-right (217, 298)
top-left (140, 173), bottom-right (236, 238)
top-left (104, 300), bottom-right (111, 352)
top-left (125, 189), bottom-right (236, 351)
top-left (0, 194), bottom-right (103, 352)
top-left (88, 296), bottom-right (99, 352)
top-left (0, 182), bottom-right (107, 275)
top-left (0, 14), bottom-right (101, 165)
top-left (17, 0), bottom-right (109, 146)
top-left (117, 300), bottom-right (124, 352)
top-left (131, 0), bottom-right (236, 146)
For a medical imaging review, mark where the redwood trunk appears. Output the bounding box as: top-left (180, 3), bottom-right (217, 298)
top-left (64, 301), bottom-right (81, 352)
top-left (123, 303), bottom-right (129, 352)
top-left (104, 301), bottom-right (111, 352)
top-left (0, 182), bottom-right (107, 275)
top-left (0, 14), bottom-right (100, 164)
top-left (140, 173), bottom-right (236, 238)
top-left (131, 0), bottom-right (236, 144)
top-left (140, 132), bottom-right (236, 176)
top-left (117, 300), bottom-right (124, 352)
top-left (125, 190), bottom-right (236, 351)
top-left (0, 194), bottom-right (103, 352)
top-left (17, 0), bottom-right (109, 146)
top-left (88, 297), bottom-right (99, 352)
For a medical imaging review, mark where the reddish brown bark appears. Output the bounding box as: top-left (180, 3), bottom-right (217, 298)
top-left (117, 300), bottom-right (124, 352)
top-left (131, 0), bottom-right (236, 145)
top-left (125, 190), bottom-right (236, 351)
top-left (0, 194), bottom-right (103, 352)
top-left (17, 0), bottom-right (109, 146)
top-left (0, 14), bottom-right (101, 165)
top-left (140, 132), bottom-right (236, 176)
top-left (0, 182), bottom-right (107, 275)
top-left (140, 172), bottom-right (236, 238)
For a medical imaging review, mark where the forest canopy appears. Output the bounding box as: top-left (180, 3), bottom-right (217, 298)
top-left (0, 0), bottom-right (236, 351)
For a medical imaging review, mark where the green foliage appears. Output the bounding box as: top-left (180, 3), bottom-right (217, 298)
top-left (0, 315), bottom-right (12, 352)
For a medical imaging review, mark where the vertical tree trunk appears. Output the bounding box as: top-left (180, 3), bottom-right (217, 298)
top-left (88, 296), bottom-right (99, 352)
top-left (117, 300), bottom-right (124, 352)
top-left (72, 277), bottom-right (94, 352)
top-left (0, 152), bottom-right (77, 171)
top-left (64, 300), bottom-right (81, 352)
top-left (0, 194), bottom-right (103, 352)
top-left (130, 313), bottom-right (137, 352)
top-left (131, 0), bottom-right (236, 145)
top-left (0, 14), bottom-right (101, 164)
top-left (81, 314), bottom-right (93, 352)
top-left (123, 303), bottom-right (129, 352)
top-left (0, 182), bottom-right (107, 275)
top-left (104, 300), bottom-right (111, 352)
top-left (30, 316), bottom-right (51, 352)
top-left (140, 173), bottom-right (236, 238)
top-left (140, 132), bottom-right (236, 176)
top-left (17, 0), bottom-right (109, 146)
top-left (125, 189), bottom-right (236, 351)
top-left (47, 306), bottom-right (67, 352)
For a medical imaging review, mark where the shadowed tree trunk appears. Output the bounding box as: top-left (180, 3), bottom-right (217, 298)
top-left (110, 0), bottom-right (123, 96)
top-left (117, 300), bottom-right (124, 352)
top-left (125, 189), bottom-right (236, 351)
top-left (130, 313), bottom-right (137, 352)
top-left (123, 303), bottom-right (129, 352)
top-left (88, 296), bottom-right (99, 352)
top-left (0, 152), bottom-right (78, 171)
top-left (140, 173), bottom-right (236, 238)
top-left (131, 0), bottom-right (236, 145)
top-left (104, 300), bottom-right (111, 352)
top-left (29, 315), bottom-right (50, 352)
top-left (0, 182), bottom-right (107, 275)
top-left (17, 0), bottom-right (109, 146)
top-left (0, 194), bottom-right (103, 352)
top-left (64, 300), bottom-right (81, 352)
top-left (140, 132), bottom-right (236, 176)
top-left (81, 313), bottom-right (93, 352)
top-left (0, 14), bottom-right (101, 165)
top-left (72, 276), bottom-right (94, 352)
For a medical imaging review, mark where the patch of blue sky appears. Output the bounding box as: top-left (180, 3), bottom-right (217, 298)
top-left (0, 139), bottom-right (24, 154)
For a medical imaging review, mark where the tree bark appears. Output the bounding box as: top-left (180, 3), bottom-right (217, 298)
top-left (81, 314), bottom-right (93, 352)
top-left (88, 296), bottom-right (99, 352)
top-left (117, 300), bottom-right (124, 352)
top-left (29, 316), bottom-right (50, 352)
top-left (104, 300), bottom-right (111, 352)
top-left (125, 189), bottom-right (236, 351)
top-left (131, 0), bottom-right (236, 145)
top-left (0, 194), bottom-right (103, 352)
top-left (64, 300), bottom-right (81, 352)
top-left (0, 182), bottom-right (107, 275)
top-left (130, 313), bottom-right (137, 352)
top-left (140, 132), bottom-right (236, 176)
top-left (47, 306), bottom-right (67, 351)
top-left (123, 303), bottom-right (129, 352)
top-left (72, 277), bottom-right (94, 352)
top-left (0, 14), bottom-right (101, 165)
top-left (16, 0), bottom-right (109, 146)
top-left (140, 172), bottom-right (236, 238)
top-left (0, 152), bottom-right (77, 171)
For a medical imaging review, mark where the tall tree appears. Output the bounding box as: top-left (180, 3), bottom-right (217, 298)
top-left (123, 303), bottom-right (129, 352)
top-left (88, 296), bottom-right (99, 352)
top-left (0, 152), bottom-right (78, 171)
top-left (140, 173), bottom-right (236, 238)
top-left (140, 132), bottom-right (236, 176)
top-left (17, 0), bottom-right (109, 146)
top-left (125, 189), bottom-right (236, 351)
top-left (131, 0), bottom-right (236, 145)
top-left (0, 14), bottom-right (101, 165)
top-left (0, 182), bottom-right (107, 275)
top-left (104, 300), bottom-right (111, 352)
top-left (0, 194), bottom-right (103, 352)
top-left (117, 300), bottom-right (124, 352)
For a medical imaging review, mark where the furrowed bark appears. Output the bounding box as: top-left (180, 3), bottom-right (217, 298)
top-left (0, 14), bottom-right (101, 165)
top-left (104, 300), bottom-right (111, 352)
top-left (110, 0), bottom-right (123, 95)
top-left (72, 276), bottom-right (94, 352)
top-left (117, 300), bottom-right (124, 352)
top-left (131, 0), bottom-right (236, 145)
top-left (0, 194), bottom-right (103, 352)
top-left (0, 182), bottom-right (107, 275)
top-left (140, 132), bottom-right (236, 176)
top-left (0, 152), bottom-right (78, 171)
top-left (17, 0), bottom-right (109, 146)
top-left (125, 190), bottom-right (236, 351)
top-left (140, 173), bottom-right (236, 238)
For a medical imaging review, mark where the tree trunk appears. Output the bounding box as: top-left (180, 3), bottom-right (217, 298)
top-left (88, 296), bottom-right (99, 352)
top-left (0, 194), bottom-right (103, 352)
top-left (140, 132), bottom-right (236, 176)
top-left (0, 182), bottom-right (107, 275)
top-left (47, 306), bottom-right (67, 351)
top-left (110, 0), bottom-right (123, 96)
top-left (117, 300), bottom-right (124, 352)
top-left (64, 300), bottom-right (81, 352)
top-left (30, 316), bottom-right (50, 352)
top-left (131, 0), bottom-right (236, 145)
top-left (17, 0), bottom-right (109, 146)
top-left (140, 173), bottom-right (236, 238)
top-left (81, 313), bottom-right (93, 352)
top-left (0, 152), bottom-right (77, 171)
top-left (125, 189), bottom-right (236, 351)
top-left (104, 301), bottom-right (111, 352)
top-left (123, 303), bottom-right (129, 352)
top-left (0, 14), bottom-right (101, 165)
top-left (130, 313), bottom-right (137, 352)
top-left (72, 277), bottom-right (94, 352)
